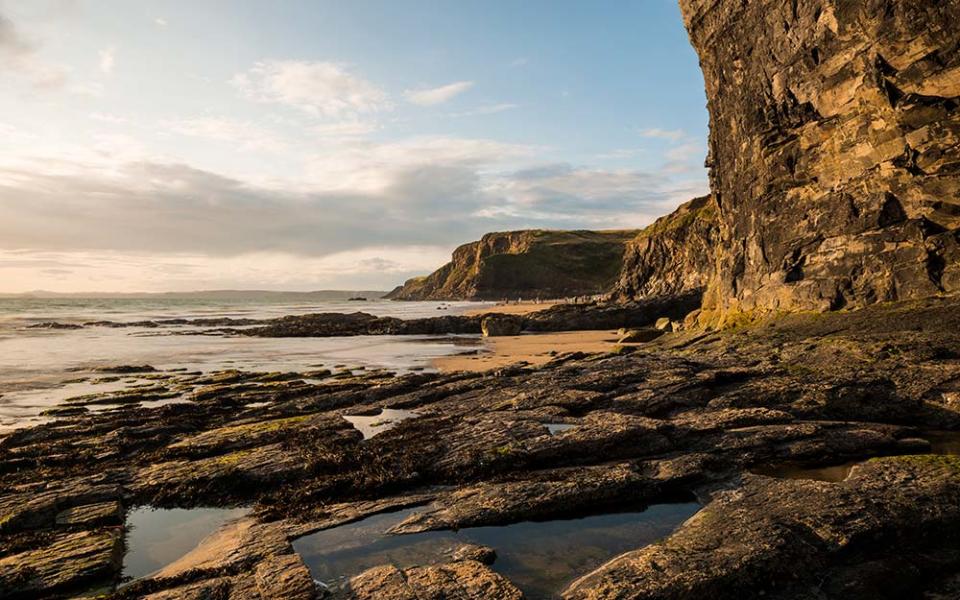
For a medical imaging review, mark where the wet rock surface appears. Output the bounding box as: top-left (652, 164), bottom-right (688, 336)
top-left (2, 296), bottom-right (960, 598)
top-left (226, 295), bottom-right (701, 338)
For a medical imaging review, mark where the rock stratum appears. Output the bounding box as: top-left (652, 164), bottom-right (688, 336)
top-left (680, 0), bottom-right (960, 323)
top-left (386, 230), bottom-right (638, 301)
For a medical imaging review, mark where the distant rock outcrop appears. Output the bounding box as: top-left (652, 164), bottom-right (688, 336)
top-left (386, 230), bottom-right (638, 301)
top-left (679, 0), bottom-right (960, 324)
top-left (613, 195), bottom-right (719, 300)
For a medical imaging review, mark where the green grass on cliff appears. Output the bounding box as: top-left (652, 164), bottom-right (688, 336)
top-left (471, 230), bottom-right (638, 298)
top-left (390, 229), bottom-right (640, 300)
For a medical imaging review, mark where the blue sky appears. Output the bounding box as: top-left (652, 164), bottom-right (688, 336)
top-left (0, 0), bottom-right (708, 292)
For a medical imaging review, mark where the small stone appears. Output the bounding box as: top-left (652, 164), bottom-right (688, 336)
top-left (655, 317), bottom-right (672, 331)
top-left (452, 544), bottom-right (497, 565)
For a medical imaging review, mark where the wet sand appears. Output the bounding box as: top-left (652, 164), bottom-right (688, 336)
top-left (434, 329), bottom-right (620, 372)
top-left (464, 301), bottom-right (558, 317)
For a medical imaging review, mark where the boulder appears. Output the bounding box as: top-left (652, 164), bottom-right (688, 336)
top-left (481, 315), bottom-right (524, 337)
top-left (618, 329), bottom-right (664, 344)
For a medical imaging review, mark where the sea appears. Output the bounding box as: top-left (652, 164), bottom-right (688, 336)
top-left (0, 296), bottom-right (491, 432)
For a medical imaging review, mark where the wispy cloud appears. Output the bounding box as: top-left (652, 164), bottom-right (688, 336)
top-left (164, 116), bottom-right (288, 152)
top-left (154, 17), bottom-right (168, 27)
top-left (231, 60), bottom-right (390, 117)
top-left (450, 102), bottom-right (518, 117)
top-left (404, 80), bottom-right (474, 106)
top-left (310, 120), bottom-right (380, 138)
top-left (638, 128), bottom-right (686, 142)
top-left (0, 13), bottom-right (68, 89)
top-left (508, 57), bottom-right (529, 68)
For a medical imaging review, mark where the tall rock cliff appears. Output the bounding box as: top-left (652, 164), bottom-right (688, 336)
top-left (614, 195), bottom-right (719, 300)
top-left (679, 0), bottom-right (960, 323)
top-left (386, 230), bottom-right (638, 301)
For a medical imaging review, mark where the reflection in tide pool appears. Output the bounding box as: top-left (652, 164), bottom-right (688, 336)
top-left (544, 423), bottom-right (576, 435)
top-left (293, 502), bottom-right (700, 598)
top-left (343, 408), bottom-right (420, 439)
top-left (123, 506), bottom-right (249, 580)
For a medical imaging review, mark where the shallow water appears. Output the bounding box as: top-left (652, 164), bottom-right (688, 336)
top-left (0, 298), bottom-right (489, 431)
top-left (343, 408), bottom-right (420, 439)
top-left (293, 502), bottom-right (700, 598)
top-left (122, 506), bottom-right (249, 580)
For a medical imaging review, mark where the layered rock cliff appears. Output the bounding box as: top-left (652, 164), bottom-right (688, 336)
top-left (679, 0), bottom-right (960, 323)
top-left (386, 230), bottom-right (638, 301)
top-left (613, 195), bottom-right (719, 300)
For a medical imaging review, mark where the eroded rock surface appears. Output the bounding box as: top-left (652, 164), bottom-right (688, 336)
top-left (564, 456), bottom-right (960, 599)
top-left (2, 297), bottom-right (960, 598)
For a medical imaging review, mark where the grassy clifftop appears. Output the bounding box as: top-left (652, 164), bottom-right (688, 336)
top-left (387, 229), bottom-right (639, 301)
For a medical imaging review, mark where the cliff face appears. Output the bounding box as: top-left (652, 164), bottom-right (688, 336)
top-left (679, 0), bottom-right (960, 322)
top-left (387, 230), bottom-right (637, 300)
top-left (386, 230), bottom-right (638, 301)
top-left (614, 195), bottom-right (719, 300)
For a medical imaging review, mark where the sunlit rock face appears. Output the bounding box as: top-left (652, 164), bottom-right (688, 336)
top-left (680, 0), bottom-right (960, 322)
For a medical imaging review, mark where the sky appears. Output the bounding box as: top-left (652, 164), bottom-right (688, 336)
top-left (0, 0), bottom-right (709, 293)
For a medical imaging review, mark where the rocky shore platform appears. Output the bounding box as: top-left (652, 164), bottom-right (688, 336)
top-left (3, 295), bottom-right (960, 599)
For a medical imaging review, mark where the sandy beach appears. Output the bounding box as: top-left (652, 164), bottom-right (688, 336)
top-left (434, 329), bottom-right (621, 372)
top-left (464, 301), bottom-right (559, 317)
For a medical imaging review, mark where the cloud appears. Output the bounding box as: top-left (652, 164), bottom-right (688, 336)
top-left (0, 247), bottom-right (451, 293)
top-left (154, 17), bottom-right (168, 27)
top-left (638, 128), bottom-right (686, 142)
top-left (594, 148), bottom-right (645, 161)
top-left (301, 135), bottom-right (537, 193)
top-left (479, 162), bottom-right (709, 228)
top-left (404, 81), bottom-right (474, 106)
top-left (164, 117), bottom-right (288, 152)
top-left (450, 103), bottom-right (518, 117)
top-left (0, 154), bottom-right (706, 267)
top-left (98, 46), bottom-right (115, 74)
top-left (508, 57), bottom-right (529, 68)
top-left (0, 13), bottom-right (68, 89)
top-left (665, 142), bottom-right (703, 162)
top-left (231, 60), bottom-right (390, 117)
top-left (310, 120), bottom-right (379, 138)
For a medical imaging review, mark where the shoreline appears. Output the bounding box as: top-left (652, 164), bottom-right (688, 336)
top-left (434, 329), bottom-right (621, 372)
top-left (462, 301), bottom-right (558, 317)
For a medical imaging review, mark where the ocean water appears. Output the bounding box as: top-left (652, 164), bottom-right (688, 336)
top-left (0, 297), bottom-right (491, 432)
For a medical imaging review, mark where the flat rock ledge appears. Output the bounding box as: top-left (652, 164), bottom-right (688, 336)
top-left (564, 456), bottom-right (960, 599)
top-left (2, 296), bottom-right (960, 599)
